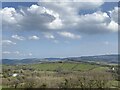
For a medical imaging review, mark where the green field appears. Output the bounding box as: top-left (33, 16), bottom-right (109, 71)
top-left (1, 62), bottom-right (119, 88)
top-left (26, 62), bottom-right (98, 71)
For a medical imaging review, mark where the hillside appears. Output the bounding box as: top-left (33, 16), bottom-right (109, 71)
top-left (2, 54), bottom-right (118, 65)
top-left (2, 61), bottom-right (119, 88)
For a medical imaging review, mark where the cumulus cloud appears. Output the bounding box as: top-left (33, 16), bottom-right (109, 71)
top-left (2, 40), bottom-right (16, 45)
top-left (11, 34), bottom-right (25, 40)
top-left (58, 31), bottom-right (81, 39)
top-left (1, 1), bottom-right (104, 30)
top-left (38, 0), bottom-right (106, 31)
top-left (29, 35), bottom-right (40, 40)
top-left (74, 11), bottom-right (118, 34)
top-left (1, 0), bottom-right (118, 35)
top-left (39, 0), bottom-right (104, 12)
top-left (1, 7), bottom-right (22, 24)
top-left (107, 20), bottom-right (118, 32)
top-left (109, 7), bottom-right (119, 23)
top-left (1, 5), bottom-right (55, 31)
top-left (108, 7), bottom-right (119, 32)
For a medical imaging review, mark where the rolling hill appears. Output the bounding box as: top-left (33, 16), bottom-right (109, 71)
top-left (2, 54), bottom-right (118, 65)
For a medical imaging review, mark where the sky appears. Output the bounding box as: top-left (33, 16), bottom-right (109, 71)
top-left (1, 0), bottom-right (119, 59)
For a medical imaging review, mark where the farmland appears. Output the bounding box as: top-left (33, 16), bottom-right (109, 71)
top-left (1, 61), bottom-right (119, 89)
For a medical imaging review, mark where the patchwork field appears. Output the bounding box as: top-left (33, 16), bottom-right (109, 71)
top-left (1, 62), bottom-right (119, 89)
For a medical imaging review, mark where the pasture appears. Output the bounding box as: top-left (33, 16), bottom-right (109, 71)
top-left (1, 62), bottom-right (119, 88)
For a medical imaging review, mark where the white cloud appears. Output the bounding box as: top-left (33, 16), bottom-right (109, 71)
top-left (1, 1), bottom-right (104, 31)
top-left (38, 0), bottom-right (104, 29)
top-left (38, 1), bottom-right (118, 33)
top-left (1, 5), bottom-right (55, 31)
top-left (12, 34), bottom-right (25, 40)
top-left (2, 40), bottom-right (16, 45)
top-left (2, 51), bottom-right (33, 57)
top-left (14, 51), bottom-right (20, 54)
top-left (2, 51), bottom-right (20, 55)
top-left (73, 10), bottom-right (119, 34)
top-left (44, 33), bottom-right (55, 39)
top-left (29, 35), bottom-right (40, 40)
top-left (107, 21), bottom-right (118, 32)
top-left (1, 7), bottom-right (22, 24)
top-left (39, 0), bottom-right (104, 10)
top-left (58, 31), bottom-right (81, 39)
top-left (1, 1), bottom-right (118, 35)
top-left (28, 53), bottom-right (32, 56)
top-left (109, 7), bottom-right (119, 23)
top-left (2, 51), bottom-right (11, 54)
top-left (80, 11), bottom-right (110, 23)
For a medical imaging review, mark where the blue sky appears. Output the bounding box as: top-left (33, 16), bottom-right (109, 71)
top-left (1, 1), bottom-right (119, 59)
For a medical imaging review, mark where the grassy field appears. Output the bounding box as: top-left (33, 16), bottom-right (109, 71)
top-left (26, 62), bottom-right (98, 71)
top-left (1, 62), bottom-right (119, 88)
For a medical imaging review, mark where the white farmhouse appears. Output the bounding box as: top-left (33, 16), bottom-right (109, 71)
top-left (12, 73), bottom-right (18, 77)
top-left (112, 67), bottom-right (115, 71)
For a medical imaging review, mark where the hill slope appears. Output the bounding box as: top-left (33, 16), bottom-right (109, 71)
top-left (2, 54), bottom-right (118, 65)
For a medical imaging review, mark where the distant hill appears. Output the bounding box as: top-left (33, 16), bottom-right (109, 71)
top-left (44, 58), bottom-right (63, 60)
top-left (67, 54), bottom-right (118, 64)
top-left (2, 54), bottom-right (118, 65)
top-left (2, 58), bottom-right (64, 65)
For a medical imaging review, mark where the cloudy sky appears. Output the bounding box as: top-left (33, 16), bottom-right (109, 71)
top-left (1, 0), bottom-right (119, 59)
